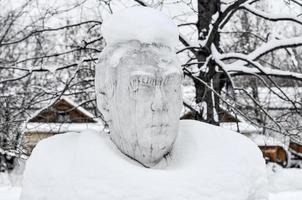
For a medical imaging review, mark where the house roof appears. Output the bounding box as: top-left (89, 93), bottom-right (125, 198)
top-left (24, 97), bottom-right (104, 134)
top-left (291, 134), bottom-right (302, 145)
top-left (24, 122), bottom-right (104, 133)
top-left (220, 122), bottom-right (262, 135)
top-left (247, 133), bottom-right (288, 148)
top-left (27, 97), bottom-right (98, 123)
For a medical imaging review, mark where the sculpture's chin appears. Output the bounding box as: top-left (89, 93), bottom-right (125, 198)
top-left (133, 137), bottom-right (175, 168)
top-left (109, 122), bottom-right (178, 168)
top-left (110, 134), bottom-right (175, 168)
top-left (132, 146), bottom-right (173, 168)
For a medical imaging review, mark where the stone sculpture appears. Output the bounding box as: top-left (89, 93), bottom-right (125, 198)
top-left (95, 41), bottom-right (182, 167)
top-left (94, 7), bottom-right (183, 167)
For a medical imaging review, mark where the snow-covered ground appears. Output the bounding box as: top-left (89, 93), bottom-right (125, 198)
top-left (269, 191), bottom-right (302, 200)
top-left (1, 163), bottom-right (302, 200)
top-left (0, 183), bottom-right (302, 200)
top-left (1, 149), bottom-right (302, 200)
top-left (0, 155), bottom-right (302, 200)
top-left (1, 122), bottom-right (302, 200)
top-left (0, 187), bottom-right (21, 200)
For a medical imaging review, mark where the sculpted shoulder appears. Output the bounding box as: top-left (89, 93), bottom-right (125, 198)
top-left (176, 120), bottom-right (265, 167)
top-left (29, 132), bottom-right (81, 161)
top-left (24, 130), bottom-right (107, 174)
top-left (179, 120), bottom-right (262, 151)
top-left (174, 120), bottom-right (268, 200)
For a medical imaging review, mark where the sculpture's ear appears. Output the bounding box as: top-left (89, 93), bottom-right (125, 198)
top-left (95, 44), bottom-right (119, 123)
top-left (96, 87), bottom-right (111, 122)
top-left (95, 57), bottom-right (112, 123)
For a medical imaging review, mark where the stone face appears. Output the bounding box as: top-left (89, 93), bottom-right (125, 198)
top-left (95, 41), bottom-right (183, 167)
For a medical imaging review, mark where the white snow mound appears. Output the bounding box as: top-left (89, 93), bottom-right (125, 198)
top-left (21, 120), bottom-right (268, 200)
top-left (101, 7), bottom-right (179, 48)
top-left (267, 163), bottom-right (302, 193)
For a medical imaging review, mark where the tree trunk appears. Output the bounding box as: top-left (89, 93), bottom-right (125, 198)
top-left (194, 0), bottom-right (221, 125)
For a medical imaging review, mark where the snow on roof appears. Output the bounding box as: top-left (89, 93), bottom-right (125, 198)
top-left (26, 97), bottom-right (97, 123)
top-left (24, 122), bottom-right (104, 133)
top-left (60, 97), bottom-right (95, 119)
top-left (220, 122), bottom-right (262, 134)
top-left (247, 133), bottom-right (287, 148)
top-left (183, 85), bottom-right (302, 113)
top-left (291, 134), bottom-right (302, 145)
top-left (26, 104), bottom-right (50, 123)
top-left (101, 7), bottom-right (179, 48)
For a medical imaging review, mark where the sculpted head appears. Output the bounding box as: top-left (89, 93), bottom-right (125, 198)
top-left (95, 8), bottom-right (182, 167)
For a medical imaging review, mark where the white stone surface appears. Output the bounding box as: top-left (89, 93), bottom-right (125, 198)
top-left (20, 120), bottom-right (268, 200)
top-left (95, 40), bottom-right (183, 167)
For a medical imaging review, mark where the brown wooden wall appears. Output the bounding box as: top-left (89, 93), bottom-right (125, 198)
top-left (289, 141), bottom-right (302, 154)
top-left (259, 146), bottom-right (288, 167)
top-left (24, 132), bottom-right (56, 154)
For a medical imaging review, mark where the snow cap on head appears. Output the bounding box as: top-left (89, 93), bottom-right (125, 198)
top-left (101, 7), bottom-right (179, 48)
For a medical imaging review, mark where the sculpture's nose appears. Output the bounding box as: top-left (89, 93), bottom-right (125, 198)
top-left (151, 87), bottom-right (168, 112)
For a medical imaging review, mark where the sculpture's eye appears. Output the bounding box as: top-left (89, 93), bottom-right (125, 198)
top-left (138, 79), bottom-right (154, 95)
top-left (130, 75), bottom-right (155, 95)
top-left (164, 74), bottom-right (181, 95)
top-left (130, 78), bottom-right (139, 92)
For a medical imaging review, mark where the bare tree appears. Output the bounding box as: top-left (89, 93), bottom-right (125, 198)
top-left (0, 0), bottom-right (104, 171)
top-left (2, 0), bottom-right (302, 170)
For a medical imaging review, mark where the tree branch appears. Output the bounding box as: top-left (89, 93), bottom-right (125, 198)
top-left (0, 20), bottom-right (102, 46)
top-left (242, 4), bottom-right (302, 26)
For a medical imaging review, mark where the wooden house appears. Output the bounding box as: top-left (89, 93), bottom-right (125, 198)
top-left (289, 136), bottom-right (302, 167)
top-left (290, 139), bottom-right (302, 156)
top-left (259, 146), bottom-right (288, 167)
top-left (248, 134), bottom-right (288, 167)
top-left (23, 98), bottom-right (103, 154)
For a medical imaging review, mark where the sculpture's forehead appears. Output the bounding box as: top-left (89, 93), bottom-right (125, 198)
top-left (124, 46), bottom-right (176, 65)
top-left (129, 64), bottom-right (180, 77)
top-left (115, 44), bottom-right (181, 77)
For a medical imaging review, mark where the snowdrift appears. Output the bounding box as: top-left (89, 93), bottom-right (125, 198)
top-left (21, 120), bottom-right (268, 200)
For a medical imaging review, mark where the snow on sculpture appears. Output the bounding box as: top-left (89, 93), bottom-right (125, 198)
top-left (20, 7), bottom-right (269, 200)
top-left (101, 7), bottom-right (179, 48)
